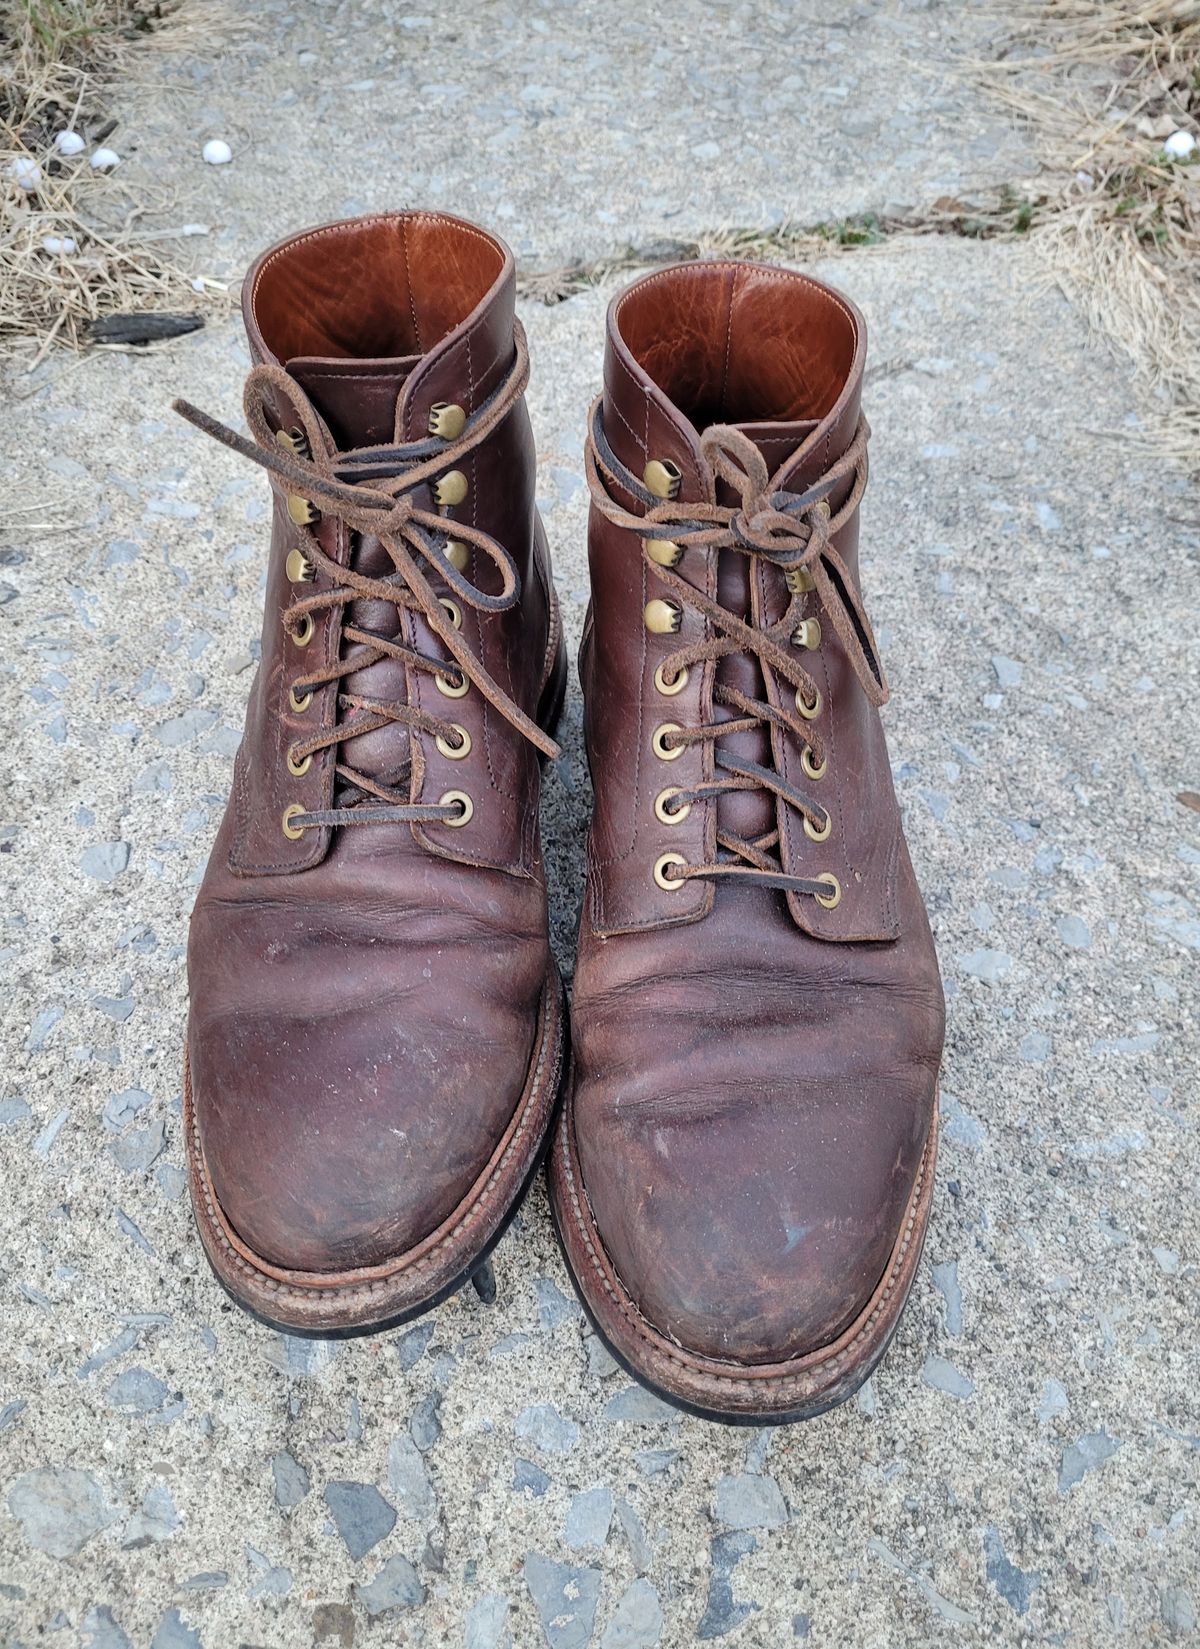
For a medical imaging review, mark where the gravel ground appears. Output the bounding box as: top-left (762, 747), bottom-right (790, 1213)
top-left (1, 2), bottom-right (1198, 1646)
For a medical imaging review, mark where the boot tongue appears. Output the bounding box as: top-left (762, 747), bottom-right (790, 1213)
top-left (286, 354), bottom-right (420, 449)
top-left (711, 418), bottom-right (819, 843)
top-left (282, 357), bottom-right (422, 804)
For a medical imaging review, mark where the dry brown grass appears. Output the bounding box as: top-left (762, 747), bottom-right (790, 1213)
top-left (0, 0), bottom-right (231, 364)
top-left (974, 0), bottom-right (1200, 465)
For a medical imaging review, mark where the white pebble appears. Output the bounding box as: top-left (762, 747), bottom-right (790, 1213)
top-left (202, 139), bottom-right (232, 166)
top-left (8, 156), bottom-right (41, 191)
top-left (55, 130), bottom-right (86, 156)
top-left (1164, 130), bottom-right (1196, 160)
top-left (42, 235), bottom-right (78, 255)
top-left (91, 147), bottom-right (121, 171)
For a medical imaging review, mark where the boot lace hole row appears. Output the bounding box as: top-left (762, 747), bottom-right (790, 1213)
top-left (435, 668), bottom-right (469, 699)
top-left (291, 613), bottom-right (315, 648)
top-left (289, 685), bottom-right (313, 714)
top-left (287, 747), bottom-right (312, 778)
top-left (280, 803), bottom-right (305, 840)
top-left (651, 722), bottom-right (684, 761)
top-left (796, 684), bottom-right (822, 720)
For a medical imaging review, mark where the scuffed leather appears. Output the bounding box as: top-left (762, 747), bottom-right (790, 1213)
top-left (570, 261), bottom-right (945, 1363)
top-left (186, 213), bottom-right (559, 1273)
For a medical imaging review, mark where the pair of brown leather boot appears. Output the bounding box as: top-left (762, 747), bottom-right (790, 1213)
top-left (178, 211), bottom-right (944, 1423)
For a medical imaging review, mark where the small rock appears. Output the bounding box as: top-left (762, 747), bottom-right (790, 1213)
top-left (110, 1119), bottom-right (166, 1173)
top-left (1162, 1586), bottom-right (1197, 1637)
top-left (202, 139), bottom-right (233, 164)
top-left (409, 1392), bottom-right (442, 1451)
top-left (524, 1552), bottom-right (602, 1649)
top-left (1056, 915), bottom-right (1092, 950)
top-left (1153, 1246), bottom-right (1180, 1275)
top-left (1059, 1431), bottom-right (1121, 1492)
top-left (514, 1459), bottom-right (551, 1497)
top-left (55, 130), bottom-right (86, 156)
top-left (1164, 130), bottom-right (1197, 160)
top-left (602, 1578), bottom-right (664, 1649)
top-left (394, 1322), bottom-right (432, 1370)
top-left (515, 1401), bottom-right (579, 1455)
top-left (271, 1451), bottom-right (310, 1509)
top-left (151, 1609), bottom-right (201, 1649)
top-left (104, 1088), bottom-right (151, 1130)
top-left (585, 1333), bottom-right (619, 1378)
top-left (564, 1485), bottom-right (613, 1549)
top-left (535, 1276), bottom-right (581, 1331)
top-left (0, 1096), bottom-right (32, 1125)
top-left (387, 1434), bottom-right (436, 1521)
top-left (123, 1482), bottom-right (179, 1547)
top-left (323, 1481), bottom-right (396, 1560)
top-left (984, 1526), bottom-right (1041, 1615)
top-left (106, 1367), bottom-right (168, 1415)
top-left (698, 1531), bottom-right (758, 1640)
top-left (931, 1259), bottom-right (963, 1335)
top-left (91, 147), bottom-right (121, 170)
top-left (465, 1593), bottom-right (510, 1649)
top-left (714, 1473), bottom-right (787, 1531)
top-left (8, 1467), bottom-right (120, 1557)
top-left (1038, 1378), bottom-right (1069, 1423)
top-left (80, 1605), bottom-right (133, 1649)
top-left (991, 655), bottom-right (1023, 688)
top-left (603, 1386), bottom-right (675, 1423)
top-left (8, 156), bottom-right (40, 190)
top-left (959, 948), bottom-right (1012, 983)
top-left (354, 1553), bottom-right (425, 1616)
top-left (81, 842), bottom-right (131, 881)
top-left (1019, 1032), bottom-right (1052, 1063)
top-left (922, 1355), bottom-right (974, 1399)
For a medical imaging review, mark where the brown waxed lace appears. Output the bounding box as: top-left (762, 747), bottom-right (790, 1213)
top-left (585, 398), bottom-right (886, 901)
top-left (173, 322), bottom-right (560, 833)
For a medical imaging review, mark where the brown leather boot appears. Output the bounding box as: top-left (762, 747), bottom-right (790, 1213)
top-left (548, 261), bottom-right (945, 1420)
top-left (176, 213), bottom-right (567, 1334)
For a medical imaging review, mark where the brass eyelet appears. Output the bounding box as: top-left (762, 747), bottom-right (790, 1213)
top-left (435, 667), bottom-right (469, 699)
top-left (428, 402), bottom-right (466, 440)
top-left (651, 722), bottom-right (684, 761)
top-left (435, 724), bottom-right (471, 760)
top-left (439, 789), bottom-right (473, 827)
top-left (654, 787), bottom-right (690, 826)
top-left (276, 427), bottom-right (309, 458)
top-left (439, 596), bottom-right (463, 631)
top-left (653, 662), bottom-right (689, 698)
top-left (785, 565), bottom-right (815, 594)
top-left (644, 459), bottom-right (682, 500)
top-left (433, 469), bottom-right (469, 508)
top-left (291, 612), bottom-right (315, 648)
top-left (287, 746), bottom-right (313, 778)
top-left (289, 685), bottom-right (313, 713)
top-left (281, 803), bottom-right (305, 840)
top-left (803, 809), bottom-right (832, 843)
top-left (814, 872), bottom-right (842, 910)
top-left (286, 494), bottom-right (319, 527)
top-left (646, 538), bottom-right (683, 568)
top-left (644, 598), bottom-right (682, 635)
top-left (801, 746), bottom-right (827, 781)
top-left (444, 539), bottom-right (470, 573)
top-left (792, 618), bottom-right (822, 651)
top-left (796, 684), bottom-right (822, 721)
top-left (285, 548), bottom-right (314, 584)
top-left (653, 852), bottom-right (689, 891)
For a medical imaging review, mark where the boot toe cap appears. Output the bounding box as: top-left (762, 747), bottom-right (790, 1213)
top-left (576, 1077), bottom-right (932, 1366)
